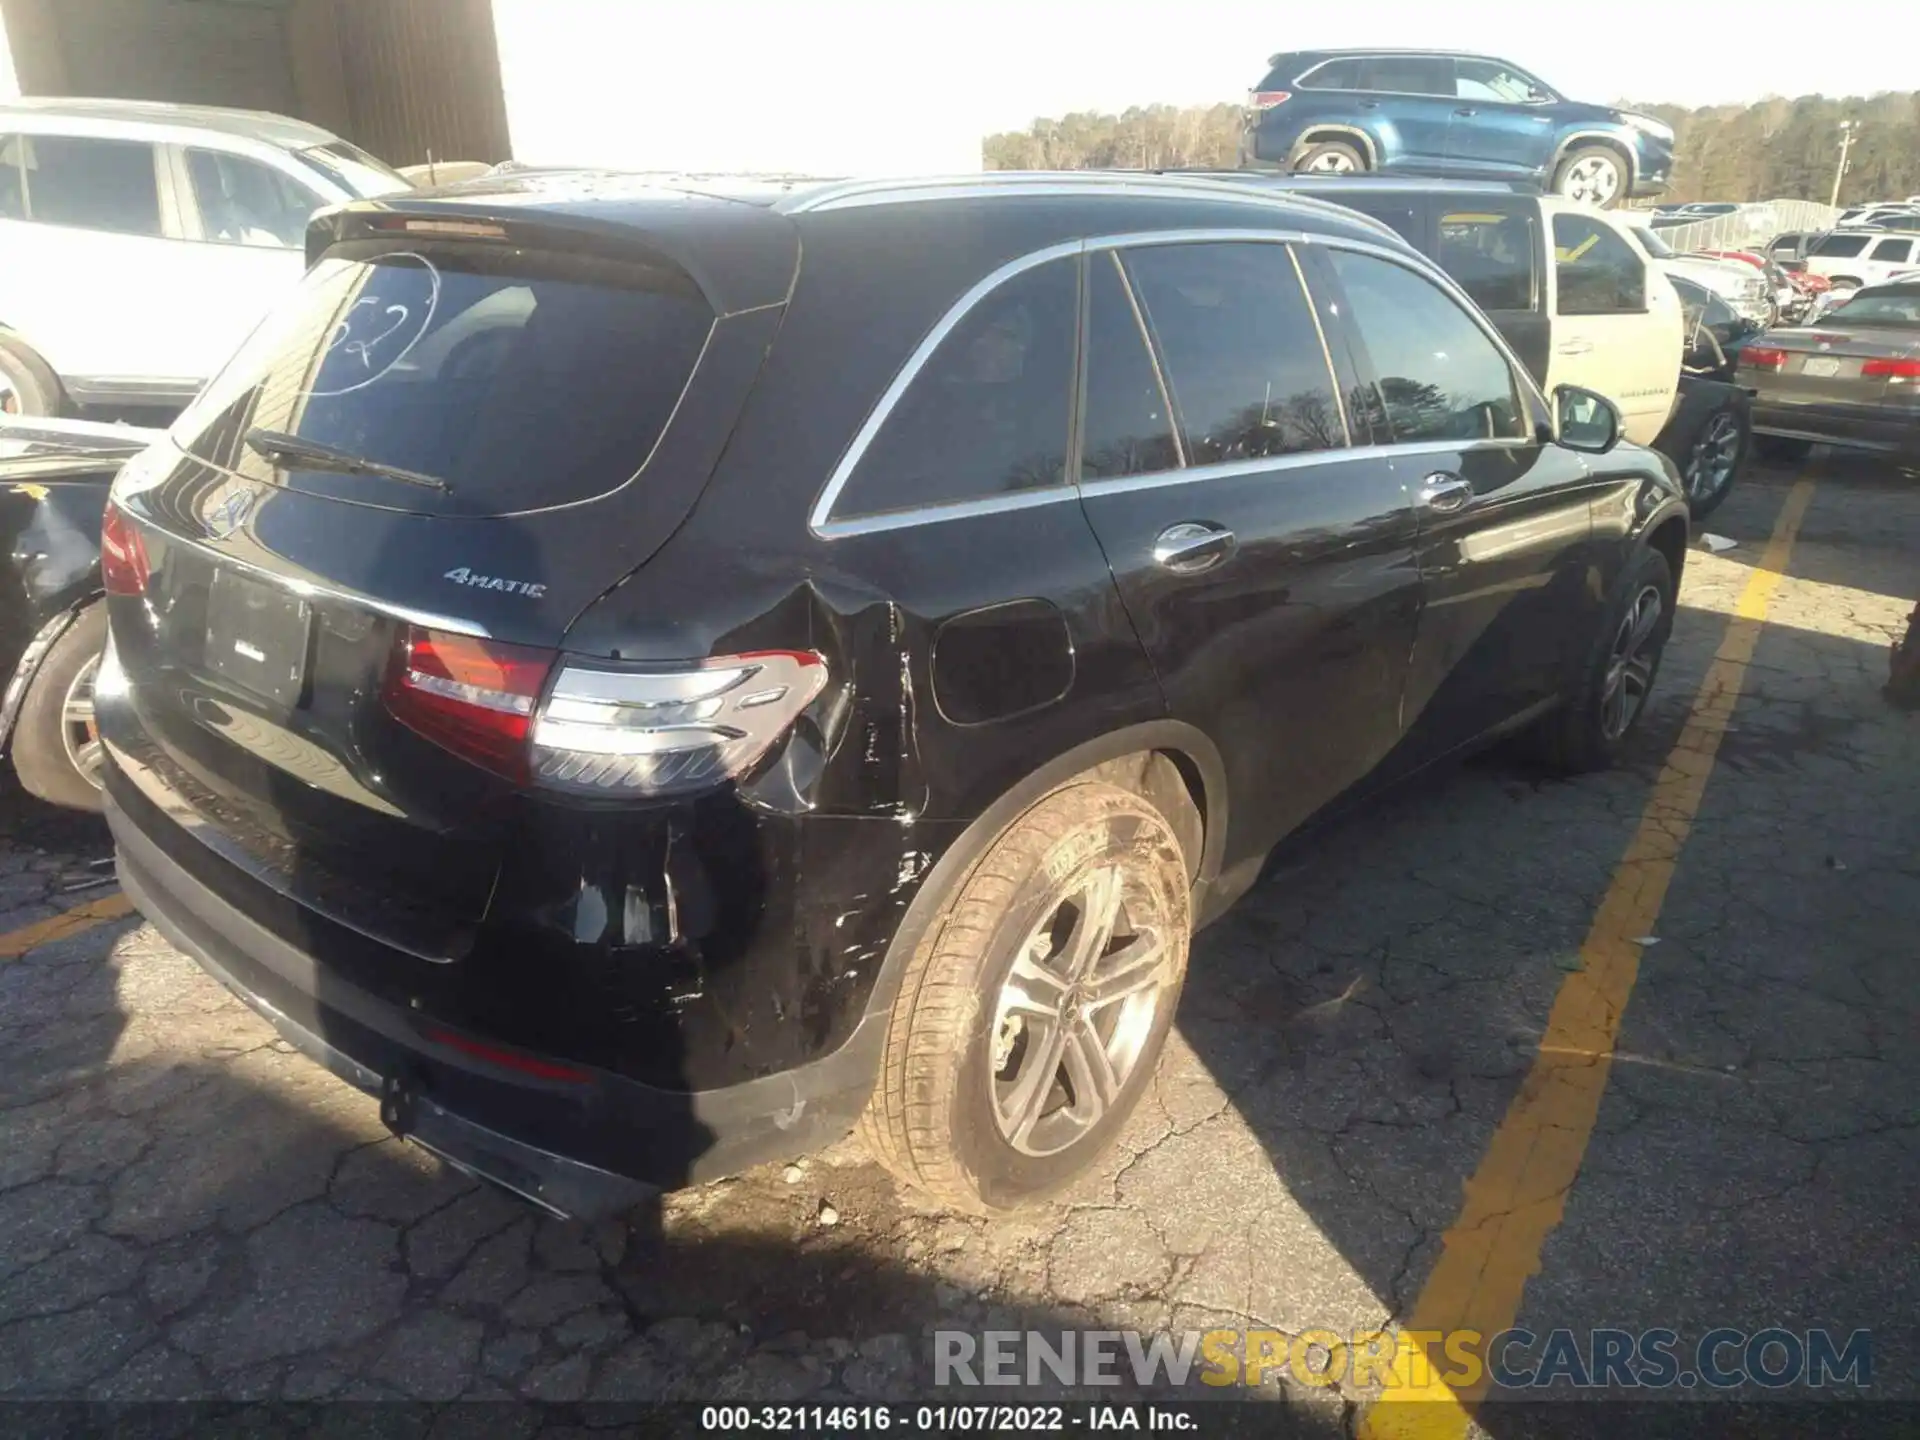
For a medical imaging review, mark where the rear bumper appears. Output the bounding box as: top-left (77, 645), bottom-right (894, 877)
top-left (1750, 400), bottom-right (1920, 456)
top-left (107, 776), bottom-right (888, 1217)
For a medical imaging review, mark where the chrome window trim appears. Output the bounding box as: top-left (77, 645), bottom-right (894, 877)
top-left (816, 437), bottom-right (1533, 538)
top-left (810, 227), bottom-right (1546, 541)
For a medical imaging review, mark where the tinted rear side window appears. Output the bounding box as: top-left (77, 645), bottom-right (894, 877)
top-left (1294, 58), bottom-right (1362, 90)
top-left (1080, 253), bottom-right (1180, 481)
top-left (1870, 238), bottom-right (1914, 262)
top-left (834, 258), bottom-right (1076, 518)
top-left (1324, 249), bottom-right (1526, 443)
top-left (1123, 242), bottom-right (1347, 462)
top-left (1358, 56), bottom-right (1454, 95)
top-left (1813, 234), bottom-right (1870, 258)
top-left (1437, 208), bottom-right (1537, 312)
top-left (173, 242), bottom-right (714, 513)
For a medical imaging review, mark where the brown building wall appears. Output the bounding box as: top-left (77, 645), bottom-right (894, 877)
top-left (0, 0), bottom-right (510, 168)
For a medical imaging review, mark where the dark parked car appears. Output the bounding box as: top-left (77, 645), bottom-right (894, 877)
top-left (98, 173), bottom-right (1688, 1217)
top-left (0, 417), bottom-right (162, 809)
top-left (1739, 281), bottom-right (1920, 460)
top-left (1657, 274), bottom-right (1758, 518)
top-left (1242, 49), bottom-right (1673, 208)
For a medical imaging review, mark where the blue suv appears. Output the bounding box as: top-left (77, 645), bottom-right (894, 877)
top-left (1243, 49), bottom-right (1673, 209)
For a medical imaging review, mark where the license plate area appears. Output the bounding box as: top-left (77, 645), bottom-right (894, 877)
top-left (204, 567), bottom-right (311, 709)
top-left (1801, 356), bottom-right (1844, 378)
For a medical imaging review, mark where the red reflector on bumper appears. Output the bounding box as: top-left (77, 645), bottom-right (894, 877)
top-left (419, 1026), bottom-right (593, 1084)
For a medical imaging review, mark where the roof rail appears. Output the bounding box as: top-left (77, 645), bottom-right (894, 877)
top-left (777, 171), bottom-right (1411, 244)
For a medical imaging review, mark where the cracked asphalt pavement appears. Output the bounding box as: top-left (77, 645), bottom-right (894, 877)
top-left (0, 456), bottom-right (1913, 1423)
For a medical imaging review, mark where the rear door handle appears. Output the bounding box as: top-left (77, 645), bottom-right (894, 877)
top-left (1453, 107), bottom-right (1479, 117)
top-left (1418, 473), bottom-right (1474, 515)
top-left (1152, 521), bottom-right (1236, 573)
top-left (1557, 338), bottom-right (1595, 356)
top-left (1358, 100), bottom-right (1381, 110)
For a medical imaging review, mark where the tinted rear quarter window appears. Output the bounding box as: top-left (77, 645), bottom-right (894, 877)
top-left (1295, 58), bottom-right (1363, 90)
top-left (1552, 213), bottom-right (1647, 315)
top-left (1124, 241), bottom-right (1347, 461)
top-left (12, 134), bottom-right (161, 236)
top-left (834, 258), bottom-right (1076, 517)
top-left (1870, 238), bottom-right (1914, 262)
top-left (1437, 208), bottom-right (1537, 312)
top-left (1813, 234), bottom-right (1870, 258)
top-left (1323, 249), bottom-right (1527, 443)
top-left (174, 242), bottom-right (714, 513)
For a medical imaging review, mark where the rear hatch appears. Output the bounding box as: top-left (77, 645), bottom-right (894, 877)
top-left (105, 192), bottom-right (796, 961)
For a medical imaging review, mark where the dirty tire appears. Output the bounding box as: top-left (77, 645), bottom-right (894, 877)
top-left (11, 603), bottom-right (107, 812)
top-left (1291, 140), bottom-right (1367, 175)
top-left (1755, 434), bottom-right (1812, 463)
top-left (1528, 547), bottom-right (1676, 775)
top-left (0, 333), bottom-right (61, 418)
top-left (859, 781), bottom-right (1191, 1213)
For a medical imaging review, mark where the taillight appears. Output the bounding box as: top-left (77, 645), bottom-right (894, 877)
top-left (1250, 90), bottom-right (1292, 110)
top-left (530, 650), bottom-right (827, 798)
top-left (1862, 356), bottom-right (1920, 379)
top-left (383, 626), bottom-right (555, 783)
top-left (1742, 345), bottom-right (1788, 371)
top-left (100, 502), bottom-right (151, 596)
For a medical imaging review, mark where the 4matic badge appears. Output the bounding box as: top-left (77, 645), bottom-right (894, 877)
top-left (443, 567), bottom-right (547, 599)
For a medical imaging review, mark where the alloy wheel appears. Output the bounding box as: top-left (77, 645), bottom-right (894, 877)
top-left (988, 860), bottom-right (1178, 1158)
top-left (61, 654), bottom-right (106, 791)
top-left (1685, 412), bottom-right (1742, 503)
top-left (1563, 155), bottom-right (1620, 207)
top-left (1306, 150), bottom-right (1357, 174)
top-left (1600, 585), bottom-right (1664, 741)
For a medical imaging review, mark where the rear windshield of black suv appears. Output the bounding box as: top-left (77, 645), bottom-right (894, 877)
top-left (171, 240), bottom-right (714, 515)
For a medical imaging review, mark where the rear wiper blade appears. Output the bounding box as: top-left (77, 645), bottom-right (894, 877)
top-left (245, 428), bottom-right (452, 494)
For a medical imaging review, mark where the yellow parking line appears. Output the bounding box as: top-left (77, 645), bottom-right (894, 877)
top-left (1360, 479), bottom-right (1817, 1439)
top-left (0, 891), bottom-right (135, 961)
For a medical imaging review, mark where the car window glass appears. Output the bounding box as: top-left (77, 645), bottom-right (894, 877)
top-left (835, 258), bottom-right (1076, 517)
top-left (1552, 213), bottom-right (1646, 315)
top-left (1813, 234), bottom-right (1870, 258)
top-left (1324, 249), bottom-right (1527, 444)
top-left (1869, 238), bottom-right (1914, 261)
top-left (1359, 56), bottom-right (1453, 96)
top-left (0, 136), bottom-right (24, 220)
top-left (1455, 60), bottom-right (1536, 102)
top-left (187, 149), bottom-right (317, 248)
top-left (1337, 196), bottom-right (1423, 246)
top-left (1080, 253), bottom-right (1180, 481)
top-left (1437, 209), bottom-right (1536, 311)
top-left (1297, 58), bottom-right (1361, 90)
top-left (1123, 242), bottom-right (1346, 463)
top-left (11, 135), bottom-right (161, 236)
top-left (1830, 290), bottom-right (1920, 324)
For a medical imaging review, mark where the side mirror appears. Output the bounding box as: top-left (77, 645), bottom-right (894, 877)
top-left (1553, 385), bottom-right (1623, 454)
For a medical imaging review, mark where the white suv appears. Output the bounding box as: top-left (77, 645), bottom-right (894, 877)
top-left (0, 98), bottom-right (412, 417)
top-left (1804, 230), bottom-right (1920, 293)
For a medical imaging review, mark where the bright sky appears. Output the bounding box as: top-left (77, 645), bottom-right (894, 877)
top-left (492, 0), bottom-right (1912, 175)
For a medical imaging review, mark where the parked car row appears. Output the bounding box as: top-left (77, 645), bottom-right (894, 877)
top-left (1242, 47), bottom-right (1671, 208)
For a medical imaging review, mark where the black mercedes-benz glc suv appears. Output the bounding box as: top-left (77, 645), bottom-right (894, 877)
top-left (97, 172), bottom-right (1687, 1217)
